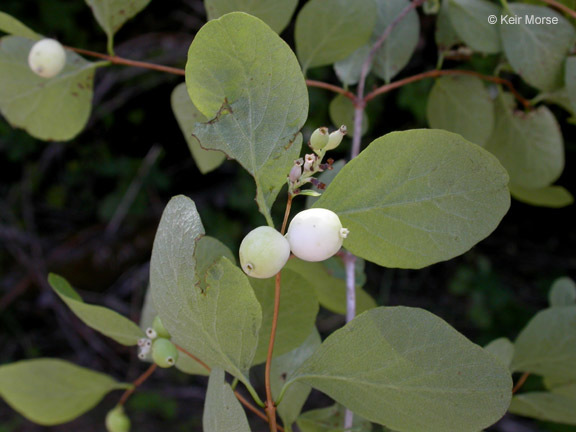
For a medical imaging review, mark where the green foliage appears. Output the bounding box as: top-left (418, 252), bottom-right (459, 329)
top-left (0, 36), bottom-right (104, 141)
top-left (171, 83), bottom-right (226, 174)
top-left (509, 392), bottom-right (576, 425)
top-left (485, 94), bottom-right (564, 190)
top-left (426, 75), bottom-right (494, 146)
top-left (329, 95), bottom-right (367, 137)
top-left (204, 0), bottom-right (298, 34)
top-left (150, 195), bottom-right (261, 384)
top-left (0, 359), bottom-right (129, 425)
top-left (0, 11), bottom-right (40, 39)
top-left (500, 4), bottom-right (575, 91)
top-left (250, 269), bottom-right (319, 365)
top-left (297, 404), bottom-right (372, 432)
top-left (48, 273), bottom-right (144, 345)
top-left (484, 337), bottom-right (515, 369)
top-left (295, 0), bottom-right (377, 72)
top-left (286, 307), bottom-right (512, 432)
top-left (509, 184), bottom-right (574, 208)
top-left (549, 277), bottom-right (576, 307)
top-left (203, 368), bottom-right (251, 432)
top-left (315, 129), bottom-right (511, 269)
top-left (186, 12), bottom-right (308, 224)
top-left (85, 0), bottom-right (151, 45)
top-left (447, 0), bottom-right (501, 54)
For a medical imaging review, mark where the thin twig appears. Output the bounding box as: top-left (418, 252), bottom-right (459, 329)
top-left (264, 272), bottom-right (282, 431)
top-left (281, 196), bottom-right (292, 236)
top-left (118, 363), bottom-right (158, 406)
top-left (512, 372), bottom-right (530, 394)
top-left (65, 46), bottom-right (186, 76)
top-left (305, 80), bottom-right (356, 101)
top-left (365, 69), bottom-right (532, 110)
top-left (175, 345), bottom-right (211, 372)
top-left (540, 0), bottom-right (576, 18)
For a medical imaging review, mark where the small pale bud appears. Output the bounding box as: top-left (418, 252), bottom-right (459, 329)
top-left (325, 125), bottom-right (347, 151)
top-left (289, 163), bottom-right (302, 183)
top-left (304, 154), bottom-right (315, 172)
top-left (309, 127), bottom-right (330, 150)
top-left (145, 327), bottom-right (157, 339)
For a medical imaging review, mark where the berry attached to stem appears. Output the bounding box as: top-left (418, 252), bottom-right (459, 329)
top-left (106, 406), bottom-right (130, 432)
top-left (151, 338), bottom-right (178, 368)
top-left (239, 226), bottom-right (291, 279)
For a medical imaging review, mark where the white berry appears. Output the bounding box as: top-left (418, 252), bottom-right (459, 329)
top-left (239, 226), bottom-right (291, 279)
top-left (286, 208), bottom-right (348, 262)
top-left (28, 38), bottom-right (66, 78)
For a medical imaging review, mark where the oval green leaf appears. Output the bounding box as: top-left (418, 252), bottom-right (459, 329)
top-left (448, 0), bottom-right (501, 54)
top-left (315, 129), bottom-right (511, 269)
top-left (427, 75), bottom-right (494, 146)
top-left (0, 359), bottom-right (128, 426)
top-left (549, 277), bottom-right (576, 307)
top-left (0, 36), bottom-right (103, 141)
top-left (485, 95), bottom-right (564, 189)
top-left (171, 83), bottom-right (226, 174)
top-left (0, 11), bottom-right (41, 39)
top-left (186, 13), bottom-right (308, 224)
top-left (509, 392), bottom-right (576, 425)
top-left (435, 1), bottom-right (461, 51)
top-left (204, 0), bottom-right (298, 34)
top-left (295, 0), bottom-right (377, 72)
top-left (150, 195), bottom-right (262, 382)
top-left (288, 307), bottom-right (512, 432)
top-left (203, 368), bottom-right (251, 432)
top-left (250, 269), bottom-right (319, 365)
top-left (500, 4), bottom-right (575, 91)
top-left (511, 306), bottom-right (576, 380)
top-left (329, 94), bottom-right (368, 138)
top-left (509, 184), bottom-right (574, 208)
top-left (48, 273), bottom-right (144, 345)
top-left (297, 404), bottom-right (373, 432)
top-left (484, 337), bottom-right (515, 369)
top-left (85, 0), bottom-right (151, 40)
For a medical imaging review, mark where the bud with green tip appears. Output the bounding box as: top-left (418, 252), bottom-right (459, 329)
top-left (239, 226), bottom-right (290, 279)
top-left (309, 127), bottom-right (330, 150)
top-left (152, 315), bottom-right (171, 339)
top-left (325, 125), bottom-right (347, 151)
top-left (28, 38), bottom-right (67, 78)
top-left (152, 338), bottom-right (179, 368)
top-left (106, 406), bottom-right (130, 432)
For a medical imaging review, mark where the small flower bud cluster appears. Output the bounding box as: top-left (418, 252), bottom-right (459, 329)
top-left (287, 125), bottom-right (346, 198)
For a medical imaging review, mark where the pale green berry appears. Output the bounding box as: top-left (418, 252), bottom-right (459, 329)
top-left (309, 127), bottom-right (330, 150)
top-left (286, 208), bottom-right (349, 262)
top-left (152, 315), bottom-right (171, 339)
top-left (106, 406), bottom-right (130, 432)
top-left (28, 38), bottom-right (66, 78)
top-left (152, 338), bottom-right (178, 368)
top-left (325, 125), bottom-right (347, 151)
top-left (239, 226), bottom-right (290, 278)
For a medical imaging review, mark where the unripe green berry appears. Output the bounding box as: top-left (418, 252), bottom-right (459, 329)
top-left (325, 125), bottom-right (347, 151)
top-left (152, 315), bottom-right (171, 339)
top-left (286, 208), bottom-right (349, 262)
top-left (239, 226), bottom-right (290, 278)
top-left (106, 406), bottom-right (130, 432)
top-left (309, 127), bottom-right (330, 150)
top-left (151, 338), bottom-right (178, 368)
top-left (28, 38), bottom-right (66, 78)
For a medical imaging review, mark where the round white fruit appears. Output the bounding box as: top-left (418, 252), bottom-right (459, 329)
top-left (239, 226), bottom-right (291, 279)
top-left (28, 38), bottom-right (66, 78)
top-left (286, 208), bottom-right (348, 262)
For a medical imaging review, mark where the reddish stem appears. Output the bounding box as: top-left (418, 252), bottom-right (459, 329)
top-left (118, 363), bottom-right (157, 406)
top-left (540, 0), bottom-right (576, 18)
top-left (512, 372), bottom-right (530, 394)
top-left (264, 272), bottom-right (282, 431)
top-left (305, 79), bottom-right (355, 101)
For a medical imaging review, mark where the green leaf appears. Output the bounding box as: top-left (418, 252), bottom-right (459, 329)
top-left (250, 269), bottom-right (319, 365)
top-left (297, 404), bottom-right (373, 432)
top-left (194, 235), bottom-right (236, 293)
top-left (315, 129), bottom-right (511, 269)
top-left (204, 0), bottom-right (298, 34)
top-left (0, 11), bottom-right (41, 39)
top-left (295, 0), bottom-right (377, 72)
top-left (549, 277), bottom-right (576, 307)
top-left (426, 75), bottom-right (494, 146)
top-left (171, 83), bottom-right (225, 174)
top-left (272, 329), bottom-right (322, 428)
top-left (186, 13), bottom-right (308, 224)
top-left (547, 380), bottom-right (576, 399)
top-left (48, 273), bottom-right (144, 345)
top-left (150, 195), bottom-right (262, 383)
top-left (484, 337), bottom-right (514, 369)
top-left (306, 159), bottom-right (346, 208)
top-left (485, 95), bottom-right (564, 189)
top-left (329, 95), bottom-right (368, 138)
top-left (288, 307), bottom-right (512, 432)
top-left (0, 359), bottom-right (128, 426)
top-left (447, 0), bottom-right (501, 54)
top-left (333, 0), bottom-right (420, 84)
top-left (565, 56), bottom-right (576, 114)
top-left (435, 1), bottom-right (461, 51)
top-left (500, 4), bottom-right (575, 91)
top-left (0, 36), bottom-right (104, 141)
top-left (509, 184), bottom-right (574, 208)
top-left (285, 258), bottom-right (377, 315)
top-left (85, 0), bottom-right (151, 40)
top-left (203, 368), bottom-right (251, 432)
top-left (511, 306), bottom-right (576, 380)
top-left (509, 392), bottom-right (576, 425)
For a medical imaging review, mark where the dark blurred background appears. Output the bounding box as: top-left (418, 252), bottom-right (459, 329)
top-left (0, 0), bottom-right (574, 431)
